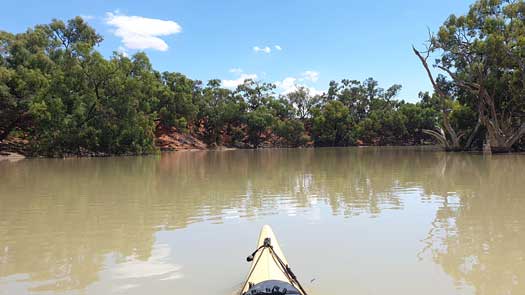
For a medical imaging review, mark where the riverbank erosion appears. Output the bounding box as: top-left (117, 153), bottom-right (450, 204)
top-left (0, 151), bottom-right (25, 162)
top-left (0, 138), bottom-right (27, 160)
top-left (1, 123), bottom-right (437, 158)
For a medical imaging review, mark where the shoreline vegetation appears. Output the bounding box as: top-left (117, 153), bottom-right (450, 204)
top-left (1, 0), bottom-right (524, 158)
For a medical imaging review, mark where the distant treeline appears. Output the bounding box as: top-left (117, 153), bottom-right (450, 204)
top-left (0, 17), bottom-right (441, 156)
top-left (1, 0), bottom-right (524, 156)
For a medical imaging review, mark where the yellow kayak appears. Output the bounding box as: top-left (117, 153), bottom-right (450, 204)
top-left (240, 225), bottom-right (308, 295)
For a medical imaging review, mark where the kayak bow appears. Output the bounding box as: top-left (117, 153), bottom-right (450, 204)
top-left (240, 225), bottom-right (307, 295)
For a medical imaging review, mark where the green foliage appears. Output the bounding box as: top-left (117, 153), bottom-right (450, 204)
top-left (245, 107), bottom-right (275, 147)
top-left (0, 18), bottom-right (156, 155)
top-left (449, 102), bottom-right (477, 133)
top-left (354, 109), bottom-right (408, 145)
top-left (267, 97), bottom-right (294, 121)
top-left (426, 0), bottom-right (525, 151)
top-left (313, 78), bottom-right (437, 146)
top-left (274, 119), bottom-right (309, 147)
top-left (399, 103), bottom-right (439, 143)
top-left (158, 72), bottom-right (199, 130)
top-left (229, 126), bottom-right (245, 146)
top-left (235, 79), bottom-right (276, 111)
top-left (286, 86), bottom-right (320, 119)
top-left (312, 100), bottom-right (355, 146)
top-left (0, 17), bottom-right (448, 156)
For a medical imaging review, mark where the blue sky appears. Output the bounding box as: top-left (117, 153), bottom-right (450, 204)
top-left (0, 0), bottom-right (473, 102)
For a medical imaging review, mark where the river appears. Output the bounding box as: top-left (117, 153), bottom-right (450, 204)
top-left (0, 147), bottom-right (524, 295)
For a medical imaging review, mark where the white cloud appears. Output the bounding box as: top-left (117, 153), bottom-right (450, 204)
top-left (229, 68), bottom-right (243, 74)
top-left (105, 12), bottom-right (182, 51)
top-left (253, 45), bottom-right (282, 54)
top-left (253, 46), bottom-right (271, 54)
top-left (223, 73), bottom-right (258, 88)
top-left (117, 46), bottom-right (129, 57)
top-left (275, 76), bottom-right (324, 96)
top-left (301, 70), bottom-right (319, 82)
top-left (110, 244), bottom-right (181, 280)
top-left (275, 77), bottom-right (298, 94)
top-left (307, 87), bottom-right (324, 96)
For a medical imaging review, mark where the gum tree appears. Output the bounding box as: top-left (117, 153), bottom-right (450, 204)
top-left (415, 0), bottom-right (525, 152)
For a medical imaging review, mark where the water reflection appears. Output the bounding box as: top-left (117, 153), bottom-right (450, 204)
top-left (0, 148), bottom-right (524, 294)
top-left (419, 154), bottom-right (525, 295)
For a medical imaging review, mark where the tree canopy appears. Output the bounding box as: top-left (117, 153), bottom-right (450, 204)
top-left (7, 8), bottom-right (524, 156)
top-left (414, 0), bottom-right (525, 152)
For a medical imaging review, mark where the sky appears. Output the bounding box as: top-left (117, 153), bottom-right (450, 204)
top-left (0, 0), bottom-right (473, 102)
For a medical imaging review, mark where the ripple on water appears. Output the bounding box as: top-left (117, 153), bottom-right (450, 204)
top-left (2, 148), bottom-right (525, 295)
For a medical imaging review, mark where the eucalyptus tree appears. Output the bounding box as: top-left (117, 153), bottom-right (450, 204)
top-left (311, 100), bottom-right (355, 146)
top-left (158, 71), bottom-right (200, 130)
top-left (234, 79), bottom-right (278, 147)
top-left (285, 86), bottom-right (320, 120)
top-left (414, 0), bottom-right (525, 152)
top-left (198, 79), bottom-right (233, 144)
top-left (235, 79), bottom-right (276, 111)
top-left (0, 24), bottom-right (58, 141)
top-left (1, 17), bottom-right (159, 155)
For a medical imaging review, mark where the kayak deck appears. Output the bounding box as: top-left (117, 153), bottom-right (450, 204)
top-left (240, 225), bottom-right (306, 294)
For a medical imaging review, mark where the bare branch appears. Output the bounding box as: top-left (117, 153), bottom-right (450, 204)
top-left (413, 46), bottom-right (461, 148)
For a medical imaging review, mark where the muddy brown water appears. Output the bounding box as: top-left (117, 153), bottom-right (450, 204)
top-left (0, 147), bottom-right (524, 295)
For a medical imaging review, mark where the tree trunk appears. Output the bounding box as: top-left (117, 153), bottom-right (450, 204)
top-left (483, 137), bottom-right (492, 154)
top-left (464, 119), bottom-right (481, 150)
top-left (485, 125), bottom-right (515, 153)
top-left (413, 47), bottom-right (462, 150)
top-left (481, 110), bottom-right (525, 153)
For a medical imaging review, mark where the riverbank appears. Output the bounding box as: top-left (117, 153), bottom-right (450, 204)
top-left (0, 128), bottom-right (231, 158)
top-left (0, 123), bottom-right (312, 158)
top-left (0, 129), bottom-right (437, 159)
top-left (0, 137), bottom-right (28, 161)
top-left (0, 151), bottom-right (25, 162)
top-left (1, 128), bottom-right (435, 159)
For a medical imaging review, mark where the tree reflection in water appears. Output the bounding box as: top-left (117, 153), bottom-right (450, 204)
top-left (0, 148), bottom-right (523, 294)
top-left (418, 154), bottom-right (525, 295)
